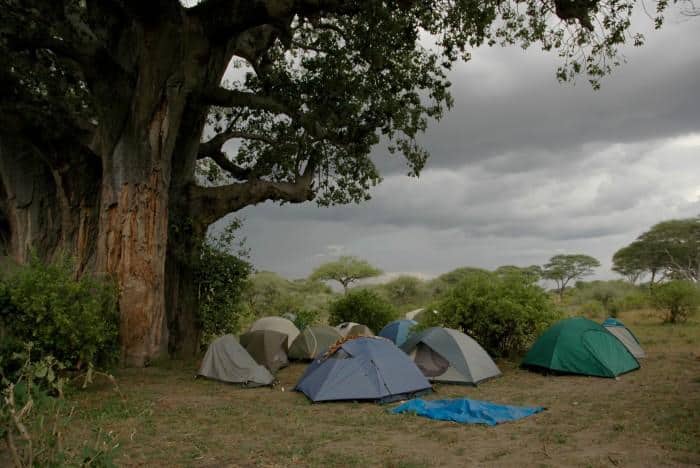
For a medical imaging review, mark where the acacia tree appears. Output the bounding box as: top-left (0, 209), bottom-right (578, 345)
top-left (310, 256), bottom-right (381, 293)
top-left (612, 217), bottom-right (700, 287)
top-left (0, 0), bottom-right (675, 366)
top-left (542, 254), bottom-right (600, 300)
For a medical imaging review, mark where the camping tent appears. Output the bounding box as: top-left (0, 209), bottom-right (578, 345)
top-left (602, 317), bottom-right (645, 359)
top-left (335, 322), bottom-right (360, 336)
top-left (379, 319), bottom-right (417, 347)
top-left (198, 335), bottom-right (274, 386)
top-left (401, 327), bottom-right (501, 385)
top-left (295, 337), bottom-right (432, 403)
top-left (239, 329), bottom-right (289, 372)
top-left (336, 322), bottom-right (374, 337)
top-left (248, 316), bottom-right (300, 348)
top-left (288, 325), bottom-right (343, 360)
top-left (522, 317), bottom-right (640, 378)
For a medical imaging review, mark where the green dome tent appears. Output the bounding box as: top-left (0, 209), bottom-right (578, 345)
top-left (522, 317), bottom-right (640, 378)
top-left (288, 326), bottom-right (343, 360)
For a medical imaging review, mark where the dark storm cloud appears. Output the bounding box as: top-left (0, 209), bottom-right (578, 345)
top-left (220, 11), bottom-right (700, 279)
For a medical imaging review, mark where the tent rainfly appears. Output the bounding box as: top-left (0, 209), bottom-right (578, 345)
top-left (522, 317), bottom-right (640, 378)
top-left (295, 337), bottom-right (432, 403)
top-left (198, 335), bottom-right (274, 386)
top-left (239, 329), bottom-right (289, 373)
top-left (379, 319), bottom-right (418, 347)
top-left (288, 326), bottom-right (343, 360)
top-left (602, 317), bottom-right (645, 359)
top-left (401, 327), bottom-right (501, 385)
top-left (248, 316), bottom-right (300, 348)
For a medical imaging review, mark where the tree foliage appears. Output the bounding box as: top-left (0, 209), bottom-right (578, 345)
top-left (195, 221), bottom-right (253, 345)
top-left (424, 270), bottom-right (560, 357)
top-left (613, 217), bottom-right (700, 286)
top-left (0, 255), bottom-right (119, 370)
top-left (651, 280), bottom-right (700, 323)
top-left (310, 256), bottom-right (381, 293)
top-left (542, 254), bottom-right (601, 300)
top-left (329, 289), bottom-right (399, 332)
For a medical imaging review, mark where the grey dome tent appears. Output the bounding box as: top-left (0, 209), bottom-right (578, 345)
top-left (401, 327), bottom-right (501, 385)
top-left (249, 316), bottom-right (300, 348)
top-left (288, 326), bottom-right (343, 360)
top-left (239, 329), bottom-right (289, 372)
top-left (198, 335), bottom-right (274, 387)
top-left (602, 318), bottom-right (645, 359)
top-left (295, 336), bottom-right (432, 403)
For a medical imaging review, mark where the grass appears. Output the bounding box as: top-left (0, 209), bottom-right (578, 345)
top-left (41, 311), bottom-right (700, 466)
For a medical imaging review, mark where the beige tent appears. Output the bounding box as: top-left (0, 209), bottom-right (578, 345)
top-left (249, 316), bottom-right (300, 348)
top-left (336, 322), bottom-right (361, 337)
top-left (346, 324), bottom-right (374, 337)
top-left (239, 330), bottom-right (289, 372)
top-left (198, 335), bottom-right (274, 387)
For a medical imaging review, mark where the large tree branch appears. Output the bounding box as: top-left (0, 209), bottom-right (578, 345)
top-left (190, 151), bottom-right (319, 223)
top-left (189, 175), bottom-right (315, 224)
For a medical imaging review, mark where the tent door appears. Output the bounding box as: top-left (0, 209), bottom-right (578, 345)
top-left (412, 343), bottom-right (449, 377)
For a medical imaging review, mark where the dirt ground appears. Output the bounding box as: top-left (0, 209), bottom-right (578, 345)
top-left (56, 312), bottom-right (700, 466)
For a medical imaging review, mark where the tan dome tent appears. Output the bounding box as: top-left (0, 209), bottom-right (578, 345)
top-left (249, 316), bottom-right (300, 348)
top-left (289, 326), bottom-right (343, 360)
top-left (336, 322), bottom-right (361, 337)
top-left (198, 335), bottom-right (274, 387)
top-left (239, 330), bottom-right (289, 373)
top-left (401, 327), bottom-right (501, 385)
top-left (346, 324), bottom-right (374, 337)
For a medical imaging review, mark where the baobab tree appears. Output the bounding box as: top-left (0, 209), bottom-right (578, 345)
top-left (0, 0), bottom-right (675, 365)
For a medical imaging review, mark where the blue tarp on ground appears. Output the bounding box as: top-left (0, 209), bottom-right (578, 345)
top-left (391, 398), bottom-right (544, 426)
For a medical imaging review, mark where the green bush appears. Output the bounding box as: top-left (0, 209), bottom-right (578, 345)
top-left (0, 255), bottom-right (119, 372)
top-left (652, 280), bottom-right (700, 323)
top-left (291, 309), bottom-right (320, 330)
top-left (430, 270), bottom-right (561, 357)
top-left (329, 289), bottom-right (399, 332)
top-left (195, 243), bottom-right (252, 346)
top-left (1, 344), bottom-right (118, 466)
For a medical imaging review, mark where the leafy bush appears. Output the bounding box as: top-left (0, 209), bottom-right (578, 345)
top-left (195, 226), bottom-right (253, 345)
top-left (290, 309), bottom-right (320, 330)
top-left (0, 255), bottom-right (119, 372)
top-left (566, 280), bottom-right (650, 317)
top-left (428, 270), bottom-right (561, 357)
top-left (329, 289), bottom-right (399, 332)
top-left (652, 280), bottom-right (700, 323)
top-left (1, 344), bottom-right (118, 467)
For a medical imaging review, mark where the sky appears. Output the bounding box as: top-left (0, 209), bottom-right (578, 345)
top-left (217, 8), bottom-right (700, 282)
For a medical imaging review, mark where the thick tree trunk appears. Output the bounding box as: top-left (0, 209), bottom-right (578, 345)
top-left (0, 137), bottom-right (100, 270)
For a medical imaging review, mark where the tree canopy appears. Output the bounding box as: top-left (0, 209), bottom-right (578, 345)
top-left (613, 217), bottom-right (700, 285)
top-left (542, 254), bottom-right (600, 300)
top-left (310, 256), bottom-right (381, 293)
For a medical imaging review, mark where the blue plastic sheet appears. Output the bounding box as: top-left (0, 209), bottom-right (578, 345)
top-left (391, 398), bottom-right (544, 426)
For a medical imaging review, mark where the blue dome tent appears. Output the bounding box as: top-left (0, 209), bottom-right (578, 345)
top-left (378, 319), bottom-right (417, 346)
top-left (295, 337), bottom-right (432, 403)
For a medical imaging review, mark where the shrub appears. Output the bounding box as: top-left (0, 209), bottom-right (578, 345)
top-left (290, 309), bottom-right (320, 330)
top-left (195, 242), bottom-right (252, 346)
top-left (652, 280), bottom-right (700, 323)
top-left (329, 289), bottom-right (399, 332)
top-left (0, 255), bottom-right (119, 372)
top-left (431, 270), bottom-right (561, 357)
top-left (1, 344), bottom-right (118, 466)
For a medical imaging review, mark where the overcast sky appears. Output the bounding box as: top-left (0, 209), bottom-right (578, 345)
top-left (218, 9), bottom-right (700, 282)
